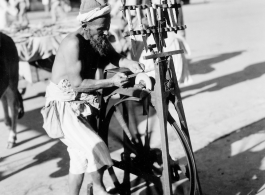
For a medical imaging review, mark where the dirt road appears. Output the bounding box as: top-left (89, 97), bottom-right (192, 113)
top-left (1, 0), bottom-right (265, 194)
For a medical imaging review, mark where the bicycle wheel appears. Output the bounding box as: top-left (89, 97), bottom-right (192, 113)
top-left (103, 97), bottom-right (197, 195)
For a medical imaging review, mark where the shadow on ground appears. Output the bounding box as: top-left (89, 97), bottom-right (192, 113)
top-left (0, 107), bottom-right (69, 181)
top-left (195, 118), bottom-right (265, 195)
top-left (182, 61), bottom-right (265, 98)
top-left (189, 51), bottom-right (244, 75)
top-left (4, 73), bottom-right (265, 194)
top-left (107, 118), bottom-right (265, 195)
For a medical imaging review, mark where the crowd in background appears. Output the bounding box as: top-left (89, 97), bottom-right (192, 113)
top-left (0, 0), bottom-right (192, 85)
top-left (108, 0), bottom-right (193, 85)
top-left (0, 0), bottom-right (71, 30)
top-left (0, 0), bottom-right (30, 29)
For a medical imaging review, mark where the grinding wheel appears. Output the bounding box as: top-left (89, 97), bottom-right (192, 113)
top-left (135, 73), bottom-right (153, 90)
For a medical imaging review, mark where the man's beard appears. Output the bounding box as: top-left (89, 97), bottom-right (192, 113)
top-left (89, 34), bottom-right (110, 57)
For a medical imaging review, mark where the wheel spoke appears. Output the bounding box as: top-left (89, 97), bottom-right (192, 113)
top-left (114, 106), bottom-right (134, 142)
top-left (105, 99), bottom-right (198, 195)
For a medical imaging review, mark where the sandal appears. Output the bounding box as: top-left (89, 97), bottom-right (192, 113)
top-left (87, 183), bottom-right (93, 195)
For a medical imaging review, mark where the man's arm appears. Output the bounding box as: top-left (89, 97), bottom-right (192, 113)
top-left (107, 41), bottom-right (145, 73)
top-left (74, 71), bottom-right (128, 92)
top-left (63, 36), bottom-right (128, 93)
top-left (118, 57), bottom-right (145, 73)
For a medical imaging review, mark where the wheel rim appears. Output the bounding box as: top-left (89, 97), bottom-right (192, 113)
top-left (103, 99), bottom-right (197, 195)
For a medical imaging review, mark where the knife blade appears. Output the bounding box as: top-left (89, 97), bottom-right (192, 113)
top-left (145, 6), bottom-right (160, 53)
top-left (125, 8), bottom-right (137, 56)
top-left (136, 7), bottom-right (148, 52)
top-left (172, 0), bottom-right (179, 25)
top-left (149, 5), bottom-right (161, 51)
top-left (157, 6), bottom-right (166, 50)
top-left (167, 0), bottom-right (177, 28)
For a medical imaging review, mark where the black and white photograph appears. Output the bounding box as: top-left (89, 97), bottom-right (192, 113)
top-left (0, 0), bottom-right (265, 194)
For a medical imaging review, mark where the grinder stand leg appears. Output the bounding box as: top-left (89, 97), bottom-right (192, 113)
top-left (154, 57), bottom-right (173, 195)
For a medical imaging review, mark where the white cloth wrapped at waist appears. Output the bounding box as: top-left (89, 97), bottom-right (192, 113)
top-left (45, 80), bottom-right (100, 117)
top-left (41, 80), bottom-right (113, 173)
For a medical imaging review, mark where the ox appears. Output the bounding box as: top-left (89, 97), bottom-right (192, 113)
top-left (0, 32), bottom-right (24, 149)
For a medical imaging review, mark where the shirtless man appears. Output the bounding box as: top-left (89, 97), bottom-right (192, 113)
top-left (42, 0), bottom-right (144, 195)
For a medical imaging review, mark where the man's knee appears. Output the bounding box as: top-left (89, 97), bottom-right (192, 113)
top-left (68, 148), bottom-right (88, 174)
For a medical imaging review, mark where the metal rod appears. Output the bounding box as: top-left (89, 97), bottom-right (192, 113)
top-left (143, 49), bottom-right (184, 60)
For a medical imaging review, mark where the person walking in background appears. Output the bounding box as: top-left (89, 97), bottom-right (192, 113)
top-left (11, 0), bottom-right (30, 26)
top-left (42, 0), bottom-right (50, 16)
top-left (108, 0), bottom-right (192, 85)
top-left (50, 0), bottom-right (71, 23)
top-left (138, 0), bottom-right (193, 85)
top-left (0, 0), bottom-right (18, 29)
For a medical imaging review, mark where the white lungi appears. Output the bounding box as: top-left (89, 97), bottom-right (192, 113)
top-left (44, 80), bottom-right (113, 174)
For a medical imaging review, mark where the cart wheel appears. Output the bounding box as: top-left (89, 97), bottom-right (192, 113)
top-left (103, 99), bottom-right (197, 195)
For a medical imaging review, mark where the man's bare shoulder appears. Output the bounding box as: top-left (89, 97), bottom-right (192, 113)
top-left (59, 31), bottom-right (83, 51)
top-left (51, 32), bottom-right (83, 83)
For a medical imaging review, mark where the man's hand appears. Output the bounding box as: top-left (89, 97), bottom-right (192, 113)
top-left (119, 58), bottom-right (145, 73)
top-left (111, 72), bottom-right (128, 87)
top-left (128, 61), bottom-right (145, 74)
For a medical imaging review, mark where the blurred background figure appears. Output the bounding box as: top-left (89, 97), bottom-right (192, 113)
top-left (108, 0), bottom-right (145, 60)
top-left (0, 0), bottom-right (18, 29)
top-left (108, 0), bottom-right (192, 85)
top-left (10, 0), bottom-right (30, 26)
top-left (0, 32), bottom-right (24, 149)
top-left (50, 0), bottom-right (71, 23)
top-left (42, 0), bottom-right (50, 16)
top-left (140, 0), bottom-right (193, 85)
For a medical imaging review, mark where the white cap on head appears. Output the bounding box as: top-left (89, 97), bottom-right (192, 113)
top-left (77, 0), bottom-right (111, 23)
